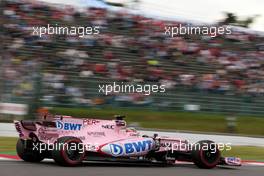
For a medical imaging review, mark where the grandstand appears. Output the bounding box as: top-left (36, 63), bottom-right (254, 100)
top-left (1, 0), bottom-right (264, 117)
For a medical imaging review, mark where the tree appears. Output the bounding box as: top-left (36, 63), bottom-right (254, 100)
top-left (239, 15), bottom-right (260, 28)
top-left (222, 12), bottom-right (238, 25)
top-left (220, 12), bottom-right (260, 28)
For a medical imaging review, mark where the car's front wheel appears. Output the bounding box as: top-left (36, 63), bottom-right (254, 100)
top-left (52, 136), bottom-right (85, 166)
top-left (191, 140), bottom-right (221, 169)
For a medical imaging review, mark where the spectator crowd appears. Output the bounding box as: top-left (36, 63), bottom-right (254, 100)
top-left (1, 0), bottom-right (264, 107)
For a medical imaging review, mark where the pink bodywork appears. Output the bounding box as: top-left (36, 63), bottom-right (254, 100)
top-left (14, 116), bottom-right (188, 157)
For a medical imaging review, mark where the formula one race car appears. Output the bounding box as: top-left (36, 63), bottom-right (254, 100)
top-left (14, 114), bottom-right (241, 168)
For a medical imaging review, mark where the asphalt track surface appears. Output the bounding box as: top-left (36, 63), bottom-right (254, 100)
top-left (1, 160), bottom-right (264, 176)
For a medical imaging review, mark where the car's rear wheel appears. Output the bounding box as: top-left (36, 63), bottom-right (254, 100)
top-left (16, 139), bottom-right (44, 162)
top-left (52, 136), bottom-right (85, 166)
top-left (192, 140), bottom-right (221, 169)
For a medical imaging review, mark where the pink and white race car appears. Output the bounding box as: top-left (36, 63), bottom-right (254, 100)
top-left (14, 114), bottom-right (241, 168)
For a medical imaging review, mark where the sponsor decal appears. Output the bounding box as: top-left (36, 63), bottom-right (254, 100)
top-left (102, 125), bottom-right (115, 129)
top-left (39, 133), bottom-right (59, 140)
top-left (109, 140), bottom-right (153, 156)
top-left (83, 119), bottom-right (100, 125)
top-left (38, 127), bottom-right (59, 140)
top-left (56, 121), bottom-right (82, 131)
top-left (226, 157), bottom-right (241, 165)
top-left (38, 127), bottom-right (58, 134)
top-left (129, 133), bottom-right (138, 136)
top-left (14, 122), bottom-right (23, 137)
top-left (87, 132), bottom-right (105, 137)
top-left (110, 144), bottom-right (123, 155)
top-left (86, 144), bottom-right (99, 151)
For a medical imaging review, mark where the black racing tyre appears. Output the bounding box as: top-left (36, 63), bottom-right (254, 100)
top-left (16, 139), bottom-right (44, 162)
top-left (52, 136), bottom-right (85, 166)
top-left (191, 140), bottom-right (221, 169)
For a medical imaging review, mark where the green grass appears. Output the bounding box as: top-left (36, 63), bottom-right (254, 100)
top-left (50, 107), bottom-right (264, 136)
top-left (0, 137), bottom-right (17, 154)
top-left (0, 137), bottom-right (263, 161)
top-left (222, 146), bottom-right (264, 161)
